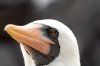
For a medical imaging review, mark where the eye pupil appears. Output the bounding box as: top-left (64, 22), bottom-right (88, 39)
top-left (48, 28), bottom-right (58, 37)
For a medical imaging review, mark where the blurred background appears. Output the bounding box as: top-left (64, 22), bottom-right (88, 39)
top-left (0, 0), bottom-right (100, 66)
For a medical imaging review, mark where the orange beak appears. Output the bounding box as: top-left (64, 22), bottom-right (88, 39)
top-left (4, 24), bottom-right (54, 54)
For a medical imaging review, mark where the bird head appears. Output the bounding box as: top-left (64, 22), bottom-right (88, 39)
top-left (4, 19), bottom-right (80, 66)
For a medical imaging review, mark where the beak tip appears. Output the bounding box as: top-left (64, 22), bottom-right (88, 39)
top-left (4, 24), bottom-right (13, 31)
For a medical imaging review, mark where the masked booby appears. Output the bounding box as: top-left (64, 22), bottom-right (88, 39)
top-left (4, 19), bottom-right (80, 66)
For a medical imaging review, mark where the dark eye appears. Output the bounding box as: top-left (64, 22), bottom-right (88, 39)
top-left (47, 28), bottom-right (58, 38)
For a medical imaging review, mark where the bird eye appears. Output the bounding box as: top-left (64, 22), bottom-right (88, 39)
top-left (47, 28), bottom-right (58, 38)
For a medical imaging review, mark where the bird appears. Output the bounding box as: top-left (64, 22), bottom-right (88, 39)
top-left (4, 19), bottom-right (80, 66)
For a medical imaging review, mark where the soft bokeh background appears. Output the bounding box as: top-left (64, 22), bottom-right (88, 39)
top-left (0, 0), bottom-right (100, 66)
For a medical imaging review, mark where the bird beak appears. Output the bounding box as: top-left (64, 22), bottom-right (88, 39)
top-left (4, 24), bottom-right (54, 54)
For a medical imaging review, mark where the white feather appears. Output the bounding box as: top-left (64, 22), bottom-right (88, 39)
top-left (20, 44), bottom-right (35, 66)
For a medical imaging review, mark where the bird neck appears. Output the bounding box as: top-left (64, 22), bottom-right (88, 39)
top-left (20, 43), bottom-right (80, 66)
top-left (43, 52), bottom-right (80, 66)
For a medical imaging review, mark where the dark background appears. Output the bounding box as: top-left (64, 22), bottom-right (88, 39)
top-left (0, 0), bottom-right (100, 66)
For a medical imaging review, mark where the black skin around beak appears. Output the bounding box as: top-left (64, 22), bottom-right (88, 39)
top-left (24, 25), bottom-right (60, 66)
